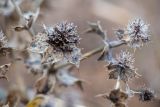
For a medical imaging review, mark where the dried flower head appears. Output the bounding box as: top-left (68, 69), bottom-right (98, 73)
top-left (43, 21), bottom-right (82, 66)
top-left (45, 21), bottom-right (80, 53)
top-left (138, 88), bottom-right (154, 102)
top-left (126, 18), bottom-right (150, 48)
top-left (107, 50), bottom-right (139, 82)
top-left (108, 89), bottom-right (128, 104)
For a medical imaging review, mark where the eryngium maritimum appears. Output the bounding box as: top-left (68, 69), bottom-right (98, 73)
top-left (127, 18), bottom-right (150, 48)
top-left (107, 51), bottom-right (139, 82)
top-left (45, 21), bottom-right (80, 53)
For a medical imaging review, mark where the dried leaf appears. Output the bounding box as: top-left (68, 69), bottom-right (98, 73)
top-left (0, 48), bottom-right (12, 57)
top-left (56, 69), bottom-right (85, 90)
top-left (26, 95), bottom-right (45, 107)
top-left (14, 26), bottom-right (26, 32)
top-left (35, 74), bottom-right (56, 94)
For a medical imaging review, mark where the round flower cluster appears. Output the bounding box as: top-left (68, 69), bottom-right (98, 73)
top-left (138, 88), bottom-right (154, 102)
top-left (107, 51), bottom-right (138, 82)
top-left (127, 18), bottom-right (150, 48)
top-left (45, 21), bottom-right (80, 53)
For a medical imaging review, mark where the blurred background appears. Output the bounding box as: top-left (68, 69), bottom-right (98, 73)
top-left (0, 0), bottom-right (160, 107)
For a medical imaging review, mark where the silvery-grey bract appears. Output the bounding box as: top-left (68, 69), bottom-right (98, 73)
top-left (107, 51), bottom-right (138, 82)
top-left (127, 18), bottom-right (150, 48)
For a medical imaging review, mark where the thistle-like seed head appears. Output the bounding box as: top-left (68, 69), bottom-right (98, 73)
top-left (45, 21), bottom-right (80, 53)
top-left (138, 88), bottom-right (154, 102)
top-left (107, 51), bottom-right (138, 82)
top-left (108, 89), bottom-right (128, 103)
top-left (127, 18), bottom-right (150, 48)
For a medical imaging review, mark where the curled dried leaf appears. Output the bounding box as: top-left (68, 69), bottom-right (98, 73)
top-left (35, 74), bottom-right (56, 94)
top-left (56, 68), bottom-right (85, 90)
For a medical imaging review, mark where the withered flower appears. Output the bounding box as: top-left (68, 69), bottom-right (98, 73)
top-left (45, 21), bottom-right (80, 53)
top-left (96, 89), bottom-right (128, 107)
top-left (138, 88), bottom-right (155, 102)
top-left (126, 18), bottom-right (150, 48)
top-left (107, 50), bottom-right (139, 82)
top-left (107, 89), bottom-right (128, 104)
top-left (43, 21), bottom-right (81, 66)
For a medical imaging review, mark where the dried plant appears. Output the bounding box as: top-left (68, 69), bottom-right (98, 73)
top-left (0, 1), bottom-right (157, 107)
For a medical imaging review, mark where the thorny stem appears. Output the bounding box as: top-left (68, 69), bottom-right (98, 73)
top-left (81, 46), bottom-right (104, 61)
top-left (54, 46), bottom-right (104, 69)
top-left (115, 76), bottom-right (120, 89)
top-left (55, 40), bottom-right (126, 69)
top-left (109, 40), bottom-right (126, 48)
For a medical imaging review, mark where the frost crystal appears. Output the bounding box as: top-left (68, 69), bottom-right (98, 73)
top-left (107, 51), bottom-right (139, 82)
top-left (127, 18), bottom-right (150, 48)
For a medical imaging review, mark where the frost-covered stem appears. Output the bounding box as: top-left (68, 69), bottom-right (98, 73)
top-left (115, 76), bottom-right (120, 89)
top-left (55, 40), bottom-right (126, 69)
top-left (81, 46), bottom-right (104, 61)
top-left (54, 46), bottom-right (104, 69)
top-left (109, 40), bottom-right (126, 48)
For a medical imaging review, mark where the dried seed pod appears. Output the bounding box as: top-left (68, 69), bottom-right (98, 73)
top-left (96, 89), bottom-right (128, 107)
top-left (126, 18), bottom-right (150, 48)
top-left (107, 89), bottom-right (128, 104)
top-left (138, 88), bottom-right (155, 102)
top-left (45, 21), bottom-right (80, 53)
top-left (107, 50), bottom-right (139, 82)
